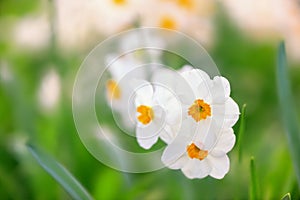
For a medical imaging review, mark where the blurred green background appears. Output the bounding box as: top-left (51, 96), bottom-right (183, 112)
top-left (1, 0), bottom-right (300, 199)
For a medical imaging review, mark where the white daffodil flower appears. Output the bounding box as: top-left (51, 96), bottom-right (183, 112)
top-left (152, 66), bottom-right (239, 140)
top-left (161, 118), bottom-right (236, 179)
top-left (119, 31), bottom-right (166, 63)
top-left (38, 68), bottom-right (61, 111)
top-left (157, 66), bottom-right (239, 179)
top-left (178, 66), bottom-right (240, 130)
top-left (105, 54), bottom-right (146, 129)
top-left (138, 0), bottom-right (215, 47)
top-left (134, 80), bottom-right (181, 149)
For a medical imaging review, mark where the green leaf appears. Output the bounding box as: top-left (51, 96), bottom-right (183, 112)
top-left (250, 156), bottom-right (259, 200)
top-left (281, 193), bottom-right (291, 200)
top-left (237, 104), bottom-right (246, 162)
top-left (27, 144), bottom-right (93, 200)
top-left (276, 42), bottom-right (300, 190)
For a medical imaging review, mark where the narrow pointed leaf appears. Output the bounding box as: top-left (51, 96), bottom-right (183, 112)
top-left (276, 42), bottom-right (300, 190)
top-left (250, 156), bottom-right (258, 200)
top-left (237, 104), bottom-right (246, 162)
top-left (27, 144), bottom-right (93, 200)
top-left (281, 193), bottom-right (291, 200)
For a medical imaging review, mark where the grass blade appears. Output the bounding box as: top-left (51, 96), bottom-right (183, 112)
top-left (250, 156), bottom-right (259, 200)
top-left (237, 104), bottom-right (246, 162)
top-left (281, 193), bottom-right (291, 200)
top-left (276, 42), bottom-right (300, 190)
top-left (27, 144), bottom-right (93, 200)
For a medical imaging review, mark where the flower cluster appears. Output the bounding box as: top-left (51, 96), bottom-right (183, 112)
top-left (105, 50), bottom-right (239, 179)
top-left (37, 0), bottom-right (215, 49)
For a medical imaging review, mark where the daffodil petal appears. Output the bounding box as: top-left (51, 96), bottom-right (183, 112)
top-left (132, 79), bottom-right (154, 106)
top-left (178, 118), bottom-right (198, 139)
top-left (136, 135), bottom-right (159, 150)
top-left (191, 118), bottom-right (210, 141)
top-left (120, 111), bottom-right (135, 129)
top-left (224, 98), bottom-right (240, 127)
top-left (211, 128), bottom-right (236, 155)
top-left (225, 97), bottom-right (240, 114)
top-left (181, 159), bottom-right (211, 179)
top-left (152, 68), bottom-right (193, 109)
top-left (211, 76), bottom-right (231, 103)
top-left (152, 105), bottom-right (165, 122)
top-left (212, 97), bottom-right (239, 115)
top-left (165, 98), bottom-right (182, 125)
top-left (207, 154), bottom-right (230, 179)
top-left (136, 115), bottom-right (163, 136)
top-left (107, 54), bottom-right (143, 81)
top-left (136, 126), bottom-right (159, 149)
top-left (181, 68), bottom-right (211, 85)
top-left (152, 68), bottom-right (180, 91)
top-left (212, 98), bottom-right (240, 129)
top-left (181, 69), bottom-right (211, 99)
top-left (178, 65), bottom-right (193, 73)
top-left (176, 85), bottom-right (196, 107)
top-left (106, 54), bottom-right (124, 80)
top-left (168, 154), bottom-right (189, 170)
top-left (196, 80), bottom-right (212, 103)
top-left (202, 121), bottom-right (219, 150)
top-left (211, 104), bottom-right (226, 115)
top-left (161, 139), bottom-right (188, 167)
top-left (153, 85), bottom-right (172, 105)
top-left (160, 125), bottom-right (176, 144)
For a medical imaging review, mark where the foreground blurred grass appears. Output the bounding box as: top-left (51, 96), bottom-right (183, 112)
top-left (277, 42), bottom-right (300, 191)
top-left (1, 3), bottom-right (300, 200)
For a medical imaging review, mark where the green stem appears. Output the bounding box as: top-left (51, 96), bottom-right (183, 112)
top-left (250, 156), bottom-right (259, 200)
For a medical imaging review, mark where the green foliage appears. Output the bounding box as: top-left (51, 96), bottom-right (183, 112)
top-left (281, 193), bottom-right (291, 200)
top-left (0, 3), bottom-right (300, 200)
top-left (27, 144), bottom-right (93, 200)
top-left (237, 104), bottom-right (246, 162)
top-left (276, 42), bottom-right (300, 190)
top-left (0, 0), bottom-right (39, 17)
top-left (250, 157), bottom-right (259, 200)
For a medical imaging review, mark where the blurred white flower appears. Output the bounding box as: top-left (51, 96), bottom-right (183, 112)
top-left (275, 0), bottom-right (300, 62)
top-left (54, 0), bottom-right (215, 49)
top-left (178, 67), bottom-right (240, 132)
top-left (38, 68), bottom-right (61, 111)
top-left (177, 64), bottom-right (193, 73)
top-left (13, 15), bottom-right (50, 49)
top-left (134, 80), bottom-right (181, 149)
top-left (55, 0), bottom-right (139, 49)
top-left (94, 125), bottom-right (119, 145)
top-left (105, 54), bottom-right (146, 129)
top-left (138, 0), bottom-right (215, 47)
top-left (55, 0), bottom-right (100, 49)
top-left (139, 2), bottom-right (185, 30)
top-left (222, 0), bottom-right (300, 62)
top-left (119, 31), bottom-right (166, 62)
top-left (0, 61), bottom-right (13, 82)
top-left (221, 0), bottom-right (281, 39)
top-left (161, 119), bottom-right (236, 179)
top-left (94, 0), bottom-right (139, 35)
top-left (106, 54), bottom-right (142, 82)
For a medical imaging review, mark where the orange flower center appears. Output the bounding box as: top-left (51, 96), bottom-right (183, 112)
top-left (137, 105), bottom-right (154, 125)
top-left (177, 0), bottom-right (194, 10)
top-left (187, 143), bottom-right (208, 160)
top-left (106, 79), bottom-right (121, 100)
top-left (113, 0), bottom-right (126, 5)
top-left (159, 16), bottom-right (177, 30)
top-left (188, 99), bottom-right (211, 122)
